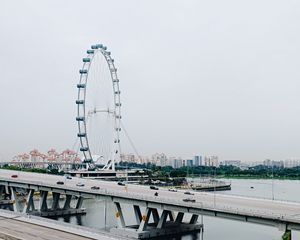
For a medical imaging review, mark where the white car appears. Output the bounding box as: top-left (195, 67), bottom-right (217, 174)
top-left (168, 188), bottom-right (177, 192)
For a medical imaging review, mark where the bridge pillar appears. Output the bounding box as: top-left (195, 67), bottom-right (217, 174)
top-left (10, 187), bottom-right (20, 212)
top-left (0, 185), bottom-right (4, 196)
top-left (39, 190), bottom-right (48, 211)
top-left (51, 192), bottom-right (60, 210)
top-left (175, 212), bottom-right (184, 224)
top-left (23, 189), bottom-right (35, 213)
top-left (157, 209), bottom-right (169, 229)
top-left (133, 205), bottom-right (142, 224)
top-left (151, 208), bottom-right (160, 226)
top-left (114, 202), bottom-right (126, 228)
top-left (137, 207), bottom-right (151, 232)
top-left (111, 203), bottom-right (202, 239)
top-left (190, 214), bottom-right (199, 224)
top-left (75, 196), bottom-right (84, 209)
top-left (63, 194), bottom-right (72, 210)
top-left (4, 186), bottom-right (10, 200)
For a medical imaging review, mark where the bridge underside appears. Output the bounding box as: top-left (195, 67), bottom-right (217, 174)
top-left (0, 186), bottom-right (86, 217)
top-left (111, 202), bottom-right (202, 239)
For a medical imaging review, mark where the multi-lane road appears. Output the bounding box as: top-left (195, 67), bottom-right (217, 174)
top-left (1, 169), bottom-right (300, 231)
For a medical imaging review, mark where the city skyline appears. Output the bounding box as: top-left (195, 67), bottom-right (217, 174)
top-left (1, 1), bottom-right (300, 162)
top-left (10, 148), bottom-right (300, 170)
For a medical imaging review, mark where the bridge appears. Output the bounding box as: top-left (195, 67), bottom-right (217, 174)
top-left (0, 169), bottom-right (298, 239)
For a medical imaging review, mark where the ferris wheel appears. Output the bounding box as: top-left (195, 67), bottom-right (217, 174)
top-left (76, 44), bottom-right (121, 170)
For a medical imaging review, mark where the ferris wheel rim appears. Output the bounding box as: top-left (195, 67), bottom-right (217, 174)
top-left (76, 44), bottom-right (121, 168)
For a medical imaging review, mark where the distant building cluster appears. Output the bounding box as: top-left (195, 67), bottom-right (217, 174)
top-left (120, 153), bottom-right (300, 170)
top-left (13, 149), bottom-right (81, 163)
top-left (11, 150), bottom-right (300, 170)
top-left (262, 158), bottom-right (300, 168)
top-left (120, 153), bottom-right (219, 168)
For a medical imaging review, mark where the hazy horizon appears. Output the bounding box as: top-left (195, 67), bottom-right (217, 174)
top-left (1, 0), bottom-right (300, 162)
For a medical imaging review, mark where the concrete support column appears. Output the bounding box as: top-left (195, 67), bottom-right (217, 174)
top-left (190, 214), bottom-right (199, 224)
top-left (75, 196), bottom-right (84, 209)
top-left (23, 189), bottom-right (35, 213)
top-left (0, 186), bottom-right (4, 196)
top-left (168, 211), bottom-right (175, 222)
top-left (4, 186), bottom-right (10, 199)
top-left (114, 202), bottom-right (126, 228)
top-left (39, 191), bottom-right (48, 211)
top-left (175, 212), bottom-right (184, 224)
top-left (138, 207), bottom-right (151, 232)
top-left (133, 205), bottom-right (142, 225)
top-left (157, 210), bottom-right (169, 229)
top-left (63, 195), bottom-right (72, 210)
top-left (10, 187), bottom-right (19, 212)
top-left (51, 192), bottom-right (60, 210)
top-left (151, 208), bottom-right (160, 225)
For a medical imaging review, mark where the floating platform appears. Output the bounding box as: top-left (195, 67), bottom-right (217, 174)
top-left (68, 169), bottom-right (147, 182)
top-left (31, 208), bottom-right (86, 217)
top-left (191, 183), bottom-right (231, 191)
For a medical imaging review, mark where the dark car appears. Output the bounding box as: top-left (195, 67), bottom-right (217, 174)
top-left (183, 198), bottom-right (196, 203)
top-left (184, 191), bottom-right (194, 195)
top-left (56, 181), bottom-right (64, 185)
top-left (118, 182), bottom-right (125, 186)
top-left (150, 186), bottom-right (159, 190)
top-left (11, 174), bottom-right (18, 178)
top-left (91, 186), bottom-right (100, 190)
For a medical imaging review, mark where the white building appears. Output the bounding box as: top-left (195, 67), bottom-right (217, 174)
top-left (168, 157), bottom-right (183, 169)
top-left (284, 158), bottom-right (300, 168)
top-left (152, 153), bottom-right (168, 167)
top-left (204, 155), bottom-right (219, 167)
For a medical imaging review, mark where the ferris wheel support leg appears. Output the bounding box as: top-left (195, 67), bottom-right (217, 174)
top-left (111, 161), bottom-right (116, 171)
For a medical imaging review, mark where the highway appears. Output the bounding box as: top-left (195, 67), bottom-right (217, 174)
top-left (1, 169), bottom-right (300, 230)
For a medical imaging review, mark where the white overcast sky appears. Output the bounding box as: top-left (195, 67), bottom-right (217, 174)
top-left (0, 0), bottom-right (300, 162)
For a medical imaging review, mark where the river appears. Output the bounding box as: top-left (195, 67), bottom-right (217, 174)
top-left (55, 179), bottom-right (300, 239)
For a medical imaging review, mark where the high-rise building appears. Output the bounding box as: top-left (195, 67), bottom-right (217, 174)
top-left (169, 157), bottom-right (183, 169)
top-left (284, 159), bottom-right (300, 168)
top-left (186, 159), bottom-right (193, 167)
top-left (152, 153), bottom-right (168, 167)
top-left (193, 155), bottom-right (202, 166)
top-left (204, 155), bottom-right (219, 167)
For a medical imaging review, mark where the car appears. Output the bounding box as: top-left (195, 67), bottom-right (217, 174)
top-left (117, 182), bottom-right (125, 186)
top-left (11, 174), bottom-right (18, 178)
top-left (56, 181), bottom-right (64, 185)
top-left (76, 183), bottom-right (85, 187)
top-left (168, 188), bottom-right (177, 192)
top-left (183, 198), bottom-right (196, 203)
top-left (64, 175), bottom-right (72, 180)
top-left (184, 191), bottom-right (194, 195)
top-left (150, 186), bottom-right (159, 190)
top-left (91, 186), bottom-right (100, 190)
